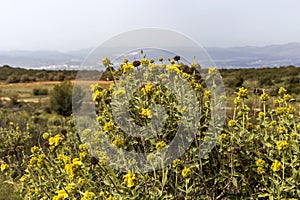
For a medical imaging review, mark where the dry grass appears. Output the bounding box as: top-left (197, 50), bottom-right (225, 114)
top-left (0, 80), bottom-right (113, 103)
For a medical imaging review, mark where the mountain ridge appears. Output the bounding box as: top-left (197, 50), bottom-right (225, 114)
top-left (1, 43), bottom-right (300, 69)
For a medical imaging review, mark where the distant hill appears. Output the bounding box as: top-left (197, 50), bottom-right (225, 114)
top-left (206, 43), bottom-right (300, 68)
top-left (0, 43), bottom-right (300, 69)
top-left (0, 49), bottom-right (88, 70)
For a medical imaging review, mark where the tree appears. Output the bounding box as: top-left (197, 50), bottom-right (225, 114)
top-left (49, 81), bottom-right (84, 116)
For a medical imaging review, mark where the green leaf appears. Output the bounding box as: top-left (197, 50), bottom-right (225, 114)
top-left (258, 193), bottom-right (270, 197)
top-left (283, 185), bottom-right (295, 192)
top-left (232, 177), bottom-right (238, 187)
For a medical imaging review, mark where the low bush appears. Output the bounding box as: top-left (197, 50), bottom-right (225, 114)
top-left (0, 57), bottom-right (299, 199)
top-left (32, 88), bottom-right (48, 96)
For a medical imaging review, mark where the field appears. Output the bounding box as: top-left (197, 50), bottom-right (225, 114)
top-left (0, 80), bottom-right (112, 103)
top-left (1, 63), bottom-right (300, 199)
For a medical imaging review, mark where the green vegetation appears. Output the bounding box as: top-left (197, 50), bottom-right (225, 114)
top-left (220, 65), bottom-right (300, 98)
top-left (0, 61), bottom-right (300, 199)
top-left (0, 65), bottom-right (78, 83)
top-left (49, 81), bottom-right (84, 116)
top-left (0, 175), bottom-right (22, 200)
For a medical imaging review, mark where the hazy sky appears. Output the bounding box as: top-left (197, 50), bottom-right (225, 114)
top-left (1, 0), bottom-right (300, 51)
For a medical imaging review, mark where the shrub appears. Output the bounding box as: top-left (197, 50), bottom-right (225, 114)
top-left (7, 93), bottom-right (19, 106)
top-left (1, 57), bottom-right (300, 199)
top-left (55, 73), bottom-right (65, 81)
top-left (20, 74), bottom-right (29, 83)
top-left (32, 88), bottom-right (48, 96)
top-left (6, 75), bottom-right (19, 84)
top-left (49, 81), bottom-right (84, 116)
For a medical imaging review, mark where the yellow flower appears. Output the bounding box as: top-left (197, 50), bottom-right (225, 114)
top-left (260, 93), bottom-right (269, 102)
top-left (274, 99), bottom-right (280, 107)
top-left (256, 125), bottom-right (261, 130)
top-left (20, 175), bottom-right (27, 183)
top-left (141, 108), bottom-right (152, 119)
top-left (257, 167), bottom-right (265, 175)
top-left (237, 87), bottom-right (248, 98)
top-left (284, 94), bottom-right (292, 102)
top-left (122, 63), bottom-right (134, 73)
top-left (156, 141), bottom-right (166, 150)
top-left (53, 190), bottom-right (68, 200)
top-left (208, 67), bottom-right (217, 75)
top-left (140, 59), bottom-right (149, 67)
top-left (277, 140), bottom-right (289, 151)
top-left (112, 138), bottom-right (123, 148)
top-left (79, 144), bottom-right (88, 151)
top-left (246, 122), bottom-right (254, 130)
top-left (64, 158), bottom-right (82, 177)
top-left (269, 120), bottom-right (277, 126)
top-left (237, 110), bottom-right (243, 117)
top-left (182, 167), bottom-right (192, 178)
top-left (65, 163), bottom-right (73, 176)
top-left (123, 58), bottom-right (128, 63)
top-left (297, 123), bottom-right (300, 130)
top-left (80, 152), bottom-right (87, 160)
top-left (72, 158), bottom-right (83, 166)
top-left (158, 57), bottom-right (163, 62)
top-left (29, 157), bottom-right (38, 166)
top-left (103, 121), bottom-right (114, 132)
top-left (141, 83), bottom-right (153, 95)
top-left (244, 105), bottom-right (250, 113)
top-left (190, 62), bottom-right (200, 68)
top-left (31, 146), bottom-right (39, 154)
top-left (182, 72), bottom-right (191, 80)
top-left (195, 83), bottom-right (202, 91)
top-left (276, 107), bottom-right (287, 116)
top-left (37, 154), bottom-right (46, 167)
top-left (271, 160), bottom-right (281, 172)
top-left (1, 163), bottom-right (9, 172)
top-left (258, 112), bottom-right (265, 119)
top-left (204, 90), bottom-right (211, 99)
top-left (256, 159), bottom-right (265, 167)
top-left (42, 132), bottom-right (49, 140)
top-left (49, 134), bottom-right (63, 146)
top-left (277, 126), bottom-right (286, 134)
top-left (107, 195), bottom-right (114, 200)
top-left (66, 158), bottom-right (82, 176)
top-left (219, 133), bottom-right (227, 140)
top-left (287, 106), bottom-right (295, 114)
top-left (58, 154), bottom-right (70, 164)
top-left (149, 63), bottom-right (159, 71)
top-left (173, 159), bottom-right (183, 168)
top-left (9, 121), bottom-right (14, 126)
top-left (109, 83), bottom-right (115, 92)
top-left (124, 171), bottom-right (136, 187)
top-left (290, 132), bottom-right (297, 138)
top-left (228, 120), bottom-right (236, 127)
top-left (66, 183), bottom-right (77, 194)
top-left (278, 87), bottom-right (287, 95)
top-left (81, 191), bottom-right (96, 200)
top-left (16, 124), bottom-right (19, 131)
top-left (78, 178), bottom-right (86, 187)
top-left (234, 97), bottom-right (241, 106)
top-left (92, 89), bottom-right (107, 102)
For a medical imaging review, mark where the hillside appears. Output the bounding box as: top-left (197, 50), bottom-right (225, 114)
top-left (1, 43), bottom-right (300, 69)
